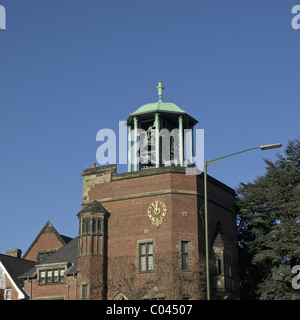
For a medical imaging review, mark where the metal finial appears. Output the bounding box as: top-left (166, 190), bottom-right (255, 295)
top-left (156, 80), bottom-right (164, 102)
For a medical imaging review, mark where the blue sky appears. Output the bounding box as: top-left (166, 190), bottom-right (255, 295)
top-left (0, 0), bottom-right (299, 255)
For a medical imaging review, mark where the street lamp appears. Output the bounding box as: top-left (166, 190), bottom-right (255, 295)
top-left (204, 143), bottom-right (282, 300)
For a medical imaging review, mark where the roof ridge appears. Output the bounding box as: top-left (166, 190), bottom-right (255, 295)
top-left (22, 220), bottom-right (71, 259)
top-left (0, 253), bottom-right (35, 263)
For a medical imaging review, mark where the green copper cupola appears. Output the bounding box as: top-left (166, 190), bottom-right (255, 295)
top-left (126, 81), bottom-right (198, 172)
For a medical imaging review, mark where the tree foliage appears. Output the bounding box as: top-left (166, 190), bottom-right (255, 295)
top-left (237, 139), bottom-right (300, 299)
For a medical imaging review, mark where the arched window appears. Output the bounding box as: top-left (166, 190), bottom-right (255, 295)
top-left (113, 292), bottom-right (129, 300)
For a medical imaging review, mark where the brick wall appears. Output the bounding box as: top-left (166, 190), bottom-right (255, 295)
top-left (23, 276), bottom-right (77, 300)
top-left (0, 275), bottom-right (19, 300)
top-left (77, 255), bottom-right (106, 300)
top-left (17, 165), bottom-right (239, 300)
top-left (81, 166), bottom-right (238, 299)
top-left (23, 228), bottom-right (65, 262)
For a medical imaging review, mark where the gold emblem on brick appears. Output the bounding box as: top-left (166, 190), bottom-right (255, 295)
top-left (147, 200), bottom-right (167, 227)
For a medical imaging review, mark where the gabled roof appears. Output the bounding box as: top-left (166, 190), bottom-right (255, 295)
top-left (77, 200), bottom-right (109, 216)
top-left (0, 254), bottom-right (35, 299)
top-left (22, 221), bottom-right (73, 259)
top-left (19, 237), bottom-right (78, 279)
top-left (212, 221), bottom-right (235, 250)
top-left (212, 232), bottom-right (234, 250)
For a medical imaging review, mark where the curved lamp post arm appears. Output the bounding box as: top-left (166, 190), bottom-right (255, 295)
top-left (206, 147), bottom-right (259, 166)
top-left (206, 144), bottom-right (282, 166)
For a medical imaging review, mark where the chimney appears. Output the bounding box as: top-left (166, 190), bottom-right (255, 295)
top-left (6, 248), bottom-right (22, 259)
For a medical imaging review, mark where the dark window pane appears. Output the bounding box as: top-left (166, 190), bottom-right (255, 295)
top-left (92, 219), bottom-right (96, 233)
top-left (182, 254), bottom-right (188, 270)
top-left (82, 285), bottom-right (88, 299)
top-left (181, 241), bottom-right (188, 253)
top-left (181, 241), bottom-right (189, 270)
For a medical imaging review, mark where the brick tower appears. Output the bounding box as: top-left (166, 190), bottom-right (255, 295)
top-left (79, 82), bottom-right (239, 300)
top-left (77, 201), bottom-right (110, 299)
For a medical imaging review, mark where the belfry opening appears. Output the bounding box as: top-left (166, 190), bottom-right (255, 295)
top-left (126, 81), bottom-right (198, 172)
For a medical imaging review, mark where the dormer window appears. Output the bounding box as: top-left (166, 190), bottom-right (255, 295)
top-left (53, 270), bottom-right (59, 282)
top-left (38, 268), bottom-right (65, 285)
top-left (46, 270), bottom-right (52, 283)
top-left (40, 271), bottom-right (46, 284)
top-left (37, 250), bottom-right (56, 263)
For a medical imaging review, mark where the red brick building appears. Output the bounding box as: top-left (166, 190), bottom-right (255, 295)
top-left (0, 82), bottom-right (239, 300)
top-left (0, 251), bottom-right (35, 300)
top-left (78, 164), bottom-right (239, 300)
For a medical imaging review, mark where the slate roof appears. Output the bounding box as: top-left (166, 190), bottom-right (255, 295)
top-left (19, 237), bottom-right (78, 279)
top-left (211, 222), bottom-right (236, 250)
top-left (77, 200), bottom-right (109, 216)
top-left (0, 254), bottom-right (36, 298)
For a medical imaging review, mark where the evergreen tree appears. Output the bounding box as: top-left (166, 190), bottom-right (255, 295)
top-left (237, 139), bottom-right (300, 299)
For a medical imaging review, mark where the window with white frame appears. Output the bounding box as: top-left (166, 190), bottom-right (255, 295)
top-left (4, 288), bottom-right (11, 300)
top-left (39, 269), bottom-right (65, 284)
